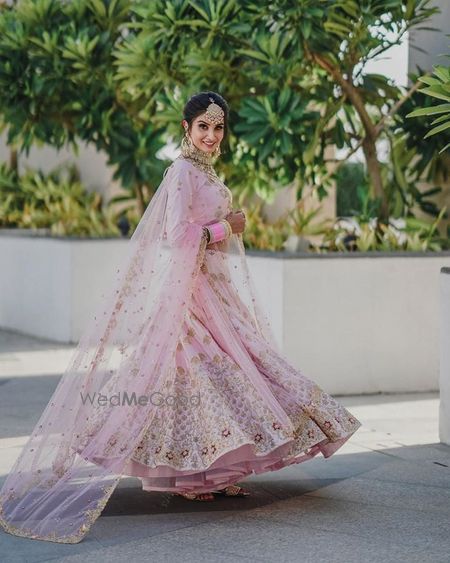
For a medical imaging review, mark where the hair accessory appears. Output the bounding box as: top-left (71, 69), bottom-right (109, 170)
top-left (205, 96), bottom-right (225, 126)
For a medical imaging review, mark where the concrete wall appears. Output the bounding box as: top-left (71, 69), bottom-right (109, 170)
top-left (282, 252), bottom-right (448, 395)
top-left (1, 231), bottom-right (449, 396)
top-left (250, 249), bottom-right (450, 395)
top-left (439, 267), bottom-right (450, 444)
top-left (0, 233), bottom-right (128, 342)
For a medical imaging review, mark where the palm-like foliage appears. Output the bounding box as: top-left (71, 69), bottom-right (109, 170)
top-left (0, 162), bottom-right (121, 236)
top-left (0, 0), bottom-right (447, 241)
top-left (0, 0), bottom-right (166, 213)
top-left (406, 59), bottom-right (450, 153)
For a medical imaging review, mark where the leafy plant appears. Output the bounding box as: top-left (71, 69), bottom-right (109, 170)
top-left (239, 0), bottom-right (440, 223)
top-left (0, 0), bottom-right (447, 247)
top-left (242, 203), bottom-right (292, 251)
top-left (242, 197), bottom-right (332, 252)
top-left (335, 161), bottom-right (370, 218)
top-left (0, 162), bottom-right (122, 236)
top-left (398, 74), bottom-right (450, 184)
top-left (233, 88), bottom-right (322, 198)
top-left (406, 60), bottom-right (450, 153)
top-left (320, 207), bottom-right (448, 252)
top-left (0, 0), bottom-right (167, 215)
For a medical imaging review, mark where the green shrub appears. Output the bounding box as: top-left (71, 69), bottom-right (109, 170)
top-left (0, 162), bottom-right (122, 237)
top-left (335, 161), bottom-right (370, 218)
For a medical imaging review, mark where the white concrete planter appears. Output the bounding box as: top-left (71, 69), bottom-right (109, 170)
top-left (440, 266), bottom-right (450, 445)
top-left (1, 229), bottom-right (450, 396)
top-left (247, 247), bottom-right (450, 395)
top-left (0, 230), bottom-right (128, 344)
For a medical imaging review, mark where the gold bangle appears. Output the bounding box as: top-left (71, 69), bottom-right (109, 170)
top-left (220, 219), bottom-right (232, 239)
top-left (203, 226), bottom-right (211, 243)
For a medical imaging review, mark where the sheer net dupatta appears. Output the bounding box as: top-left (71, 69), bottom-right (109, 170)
top-left (0, 160), bottom-right (208, 544)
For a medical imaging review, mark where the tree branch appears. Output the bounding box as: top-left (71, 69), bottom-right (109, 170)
top-left (309, 50), bottom-right (377, 139)
top-left (320, 72), bottom-right (432, 183)
top-left (322, 137), bottom-right (364, 184)
top-left (374, 73), bottom-right (431, 136)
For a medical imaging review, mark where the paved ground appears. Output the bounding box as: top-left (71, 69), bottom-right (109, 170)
top-left (0, 328), bottom-right (449, 563)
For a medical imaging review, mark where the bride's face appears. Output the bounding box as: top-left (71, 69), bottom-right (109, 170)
top-left (183, 112), bottom-right (224, 154)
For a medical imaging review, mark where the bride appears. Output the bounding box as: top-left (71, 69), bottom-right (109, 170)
top-left (0, 91), bottom-right (361, 543)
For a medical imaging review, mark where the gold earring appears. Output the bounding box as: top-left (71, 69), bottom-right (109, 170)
top-left (181, 130), bottom-right (194, 153)
top-left (212, 144), bottom-right (221, 158)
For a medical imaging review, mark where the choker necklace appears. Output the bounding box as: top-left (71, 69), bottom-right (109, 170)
top-left (178, 134), bottom-right (221, 184)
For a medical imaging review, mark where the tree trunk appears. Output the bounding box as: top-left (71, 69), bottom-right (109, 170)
top-left (362, 136), bottom-right (389, 224)
top-left (306, 53), bottom-right (391, 225)
top-left (135, 183), bottom-right (145, 217)
top-left (9, 147), bottom-right (18, 173)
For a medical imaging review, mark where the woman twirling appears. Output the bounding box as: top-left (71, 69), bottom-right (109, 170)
top-left (0, 91), bottom-right (361, 543)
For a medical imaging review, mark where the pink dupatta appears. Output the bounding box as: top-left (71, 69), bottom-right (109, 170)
top-left (0, 157), bottom-right (281, 543)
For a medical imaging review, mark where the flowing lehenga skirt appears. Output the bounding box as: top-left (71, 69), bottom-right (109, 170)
top-left (112, 251), bottom-right (363, 494)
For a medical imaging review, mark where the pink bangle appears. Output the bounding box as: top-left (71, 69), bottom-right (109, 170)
top-left (208, 221), bottom-right (227, 243)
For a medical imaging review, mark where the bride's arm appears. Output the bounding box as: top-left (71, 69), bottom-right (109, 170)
top-left (165, 161), bottom-right (232, 248)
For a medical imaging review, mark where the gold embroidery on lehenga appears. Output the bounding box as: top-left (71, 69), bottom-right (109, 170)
top-left (77, 179), bottom-right (359, 492)
top-left (128, 353), bottom-right (299, 470)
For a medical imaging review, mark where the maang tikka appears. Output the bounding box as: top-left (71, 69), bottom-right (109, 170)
top-left (204, 97), bottom-right (224, 158)
top-left (204, 96), bottom-right (225, 126)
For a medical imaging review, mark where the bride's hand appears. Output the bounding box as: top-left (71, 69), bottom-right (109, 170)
top-left (225, 210), bottom-right (246, 234)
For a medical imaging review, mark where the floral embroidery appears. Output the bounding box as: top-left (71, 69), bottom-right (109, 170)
top-left (122, 215), bottom-right (361, 475)
top-left (0, 153), bottom-right (361, 546)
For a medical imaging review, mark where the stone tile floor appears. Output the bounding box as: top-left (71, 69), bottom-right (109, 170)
top-left (0, 329), bottom-right (448, 562)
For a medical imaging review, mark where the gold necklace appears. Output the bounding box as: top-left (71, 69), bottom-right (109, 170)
top-left (178, 134), bottom-right (221, 184)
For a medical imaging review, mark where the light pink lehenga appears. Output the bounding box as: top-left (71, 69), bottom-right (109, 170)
top-left (0, 154), bottom-right (361, 544)
top-left (85, 158), bottom-right (362, 493)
